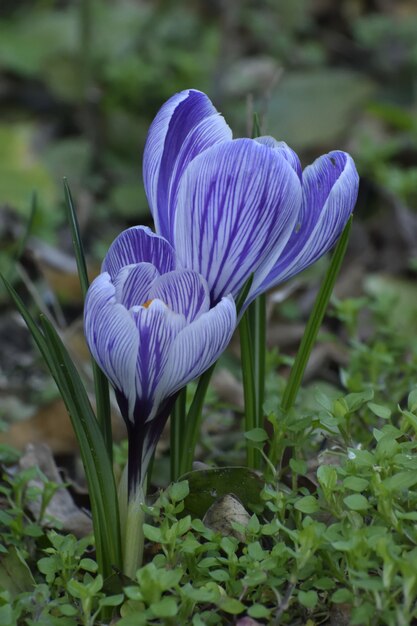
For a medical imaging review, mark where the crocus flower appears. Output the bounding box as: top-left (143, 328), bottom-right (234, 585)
top-left (143, 89), bottom-right (359, 308)
top-left (84, 226), bottom-right (236, 493)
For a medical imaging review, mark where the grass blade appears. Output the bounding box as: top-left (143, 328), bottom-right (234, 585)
top-left (281, 216), bottom-right (353, 412)
top-left (40, 314), bottom-right (122, 575)
top-left (63, 180), bottom-right (90, 298)
top-left (1, 275), bottom-right (122, 578)
top-left (4, 193), bottom-right (37, 285)
top-left (179, 364), bottom-right (216, 476)
top-left (63, 180), bottom-right (112, 460)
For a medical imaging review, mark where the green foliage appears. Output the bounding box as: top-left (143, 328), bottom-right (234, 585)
top-left (116, 421), bottom-right (417, 626)
top-left (4, 378), bottom-right (417, 625)
top-left (2, 276), bottom-right (122, 580)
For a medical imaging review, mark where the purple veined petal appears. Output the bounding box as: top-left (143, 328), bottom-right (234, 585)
top-left (102, 226), bottom-right (176, 279)
top-left (84, 273), bottom-right (138, 418)
top-left (150, 269), bottom-right (210, 323)
top-left (113, 262), bottom-right (159, 310)
top-left (143, 89), bottom-right (232, 241)
top-left (173, 138), bottom-right (302, 304)
top-left (131, 300), bottom-right (187, 422)
top-left (255, 136), bottom-right (302, 181)
top-left (154, 295), bottom-right (236, 409)
top-left (163, 115), bottom-right (233, 242)
top-left (256, 151), bottom-right (359, 296)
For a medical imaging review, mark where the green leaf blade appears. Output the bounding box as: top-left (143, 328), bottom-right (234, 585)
top-left (281, 216), bottom-right (353, 412)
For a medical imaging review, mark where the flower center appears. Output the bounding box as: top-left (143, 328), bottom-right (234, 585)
top-left (142, 299), bottom-right (153, 308)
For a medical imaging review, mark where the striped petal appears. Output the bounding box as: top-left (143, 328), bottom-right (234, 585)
top-left (155, 295), bottom-right (236, 406)
top-left (131, 301), bottom-right (187, 422)
top-left (255, 136), bottom-right (302, 180)
top-left (84, 273), bottom-right (138, 417)
top-left (114, 263), bottom-right (159, 309)
top-left (257, 151), bottom-right (359, 295)
top-left (173, 138), bottom-right (302, 303)
top-left (149, 269), bottom-right (210, 322)
top-left (143, 89), bottom-right (232, 241)
top-left (102, 226), bottom-right (176, 279)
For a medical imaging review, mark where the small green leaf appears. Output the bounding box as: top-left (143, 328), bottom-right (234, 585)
top-left (210, 569), bottom-right (230, 582)
top-left (0, 605), bottom-right (14, 625)
top-left (331, 588), bottom-right (353, 603)
top-left (314, 577), bottom-right (336, 590)
top-left (176, 515), bottom-right (192, 536)
top-left (317, 465), bottom-right (337, 490)
top-left (244, 428), bottom-right (268, 443)
top-left (294, 495), bottom-right (319, 514)
top-left (247, 541), bottom-right (266, 560)
top-left (219, 597), bottom-right (245, 615)
top-left (87, 574), bottom-right (103, 595)
top-left (143, 524), bottom-right (164, 543)
top-left (0, 547), bottom-right (35, 597)
top-left (344, 389), bottom-right (374, 411)
top-left (80, 558), bottom-right (98, 573)
top-left (59, 604), bottom-right (78, 616)
top-left (248, 604), bottom-right (271, 618)
top-left (382, 471), bottom-right (417, 492)
top-left (368, 402), bottom-right (391, 419)
top-left (169, 481), bottom-right (189, 503)
top-left (290, 458), bottom-right (307, 475)
top-left (343, 494), bottom-right (369, 511)
top-left (246, 514), bottom-right (261, 534)
top-left (99, 594), bottom-right (124, 607)
top-left (37, 556), bottom-right (58, 582)
top-left (343, 476), bottom-right (369, 492)
top-left (298, 589), bottom-right (318, 609)
top-left (351, 602), bottom-right (375, 625)
top-left (67, 579), bottom-right (87, 599)
top-left (150, 597), bottom-right (177, 618)
top-left (376, 435), bottom-right (399, 458)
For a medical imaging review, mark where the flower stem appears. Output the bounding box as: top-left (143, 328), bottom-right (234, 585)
top-left (239, 311), bottom-right (257, 468)
top-left (171, 388), bottom-right (187, 481)
top-left (247, 293), bottom-right (266, 469)
top-left (123, 484), bottom-right (145, 579)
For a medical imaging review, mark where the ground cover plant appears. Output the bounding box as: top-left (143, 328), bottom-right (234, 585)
top-left (1, 2), bottom-right (417, 625)
top-left (2, 287), bottom-right (417, 625)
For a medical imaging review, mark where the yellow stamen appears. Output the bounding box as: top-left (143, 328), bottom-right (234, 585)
top-left (142, 299), bottom-right (153, 308)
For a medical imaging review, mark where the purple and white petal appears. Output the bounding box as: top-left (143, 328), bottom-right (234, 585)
top-left (173, 138), bottom-right (302, 303)
top-left (162, 115), bottom-right (233, 242)
top-left (143, 89), bottom-right (232, 240)
top-left (131, 301), bottom-right (187, 421)
top-left (102, 226), bottom-right (176, 279)
top-left (84, 273), bottom-right (138, 419)
top-left (113, 262), bottom-right (159, 310)
top-left (150, 269), bottom-right (210, 322)
top-left (155, 295), bottom-right (236, 405)
top-left (255, 136), bottom-right (302, 180)
top-left (256, 151), bottom-right (359, 295)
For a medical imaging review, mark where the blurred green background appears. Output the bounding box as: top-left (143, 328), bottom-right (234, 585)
top-left (1, 0), bottom-right (417, 258)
